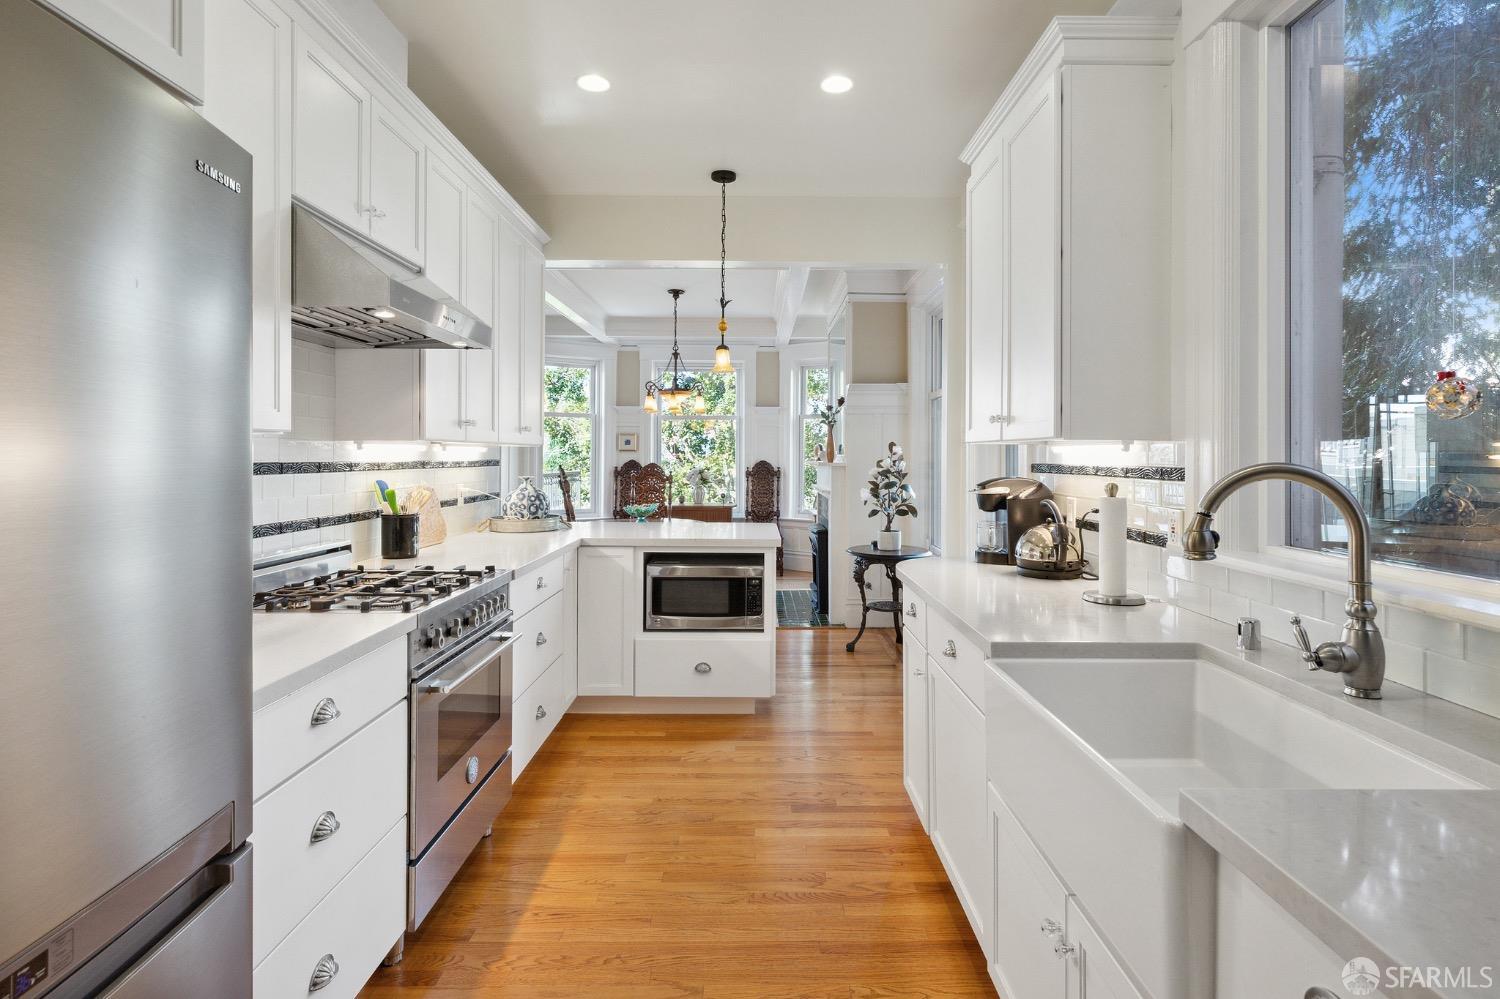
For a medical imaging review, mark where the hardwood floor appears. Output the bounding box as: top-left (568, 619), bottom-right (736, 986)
top-left (361, 628), bottom-right (992, 998)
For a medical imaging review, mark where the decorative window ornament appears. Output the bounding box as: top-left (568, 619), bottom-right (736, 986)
top-left (1425, 370), bottom-right (1483, 421)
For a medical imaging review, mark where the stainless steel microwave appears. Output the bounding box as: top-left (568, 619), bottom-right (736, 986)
top-left (644, 553), bottom-right (766, 631)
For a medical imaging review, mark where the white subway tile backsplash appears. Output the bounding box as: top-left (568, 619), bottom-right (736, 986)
top-left (1424, 654), bottom-right (1500, 717)
top-left (1208, 589), bottom-right (1250, 625)
top-left (1165, 576), bottom-right (1211, 616)
top-left (277, 496), bottom-right (308, 522)
top-left (262, 474), bottom-right (292, 500)
top-left (1463, 625), bottom-right (1500, 669)
top-left (1227, 569), bottom-right (1274, 604)
top-left (293, 473), bottom-right (322, 497)
top-left (306, 495), bottom-right (333, 519)
top-left (252, 499), bottom-right (278, 525)
top-left (1382, 638), bottom-right (1426, 691)
top-left (1270, 578), bottom-right (1327, 618)
top-left (1383, 605), bottom-right (1464, 659)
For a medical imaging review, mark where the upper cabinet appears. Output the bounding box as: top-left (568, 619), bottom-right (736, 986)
top-left (40, 0), bottom-right (206, 102)
top-left (963, 18), bottom-right (1175, 444)
top-left (491, 224), bottom-right (544, 446)
top-left (196, 0), bottom-right (293, 433)
top-left (291, 27), bottom-right (423, 267)
top-left (423, 153), bottom-right (466, 304)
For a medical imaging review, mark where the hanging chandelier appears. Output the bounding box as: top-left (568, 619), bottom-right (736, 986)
top-left (643, 289), bottom-right (707, 415)
top-left (711, 169), bottom-right (736, 373)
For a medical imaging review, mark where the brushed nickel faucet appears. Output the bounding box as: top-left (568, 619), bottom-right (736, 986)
top-left (1182, 462), bottom-right (1385, 699)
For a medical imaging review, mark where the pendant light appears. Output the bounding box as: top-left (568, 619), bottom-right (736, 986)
top-left (643, 289), bottom-right (705, 415)
top-left (711, 169), bottom-right (736, 373)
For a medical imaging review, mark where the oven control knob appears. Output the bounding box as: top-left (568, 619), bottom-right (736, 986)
top-left (424, 624), bottom-right (444, 650)
top-left (462, 610), bottom-right (477, 628)
top-left (445, 618), bottom-right (462, 638)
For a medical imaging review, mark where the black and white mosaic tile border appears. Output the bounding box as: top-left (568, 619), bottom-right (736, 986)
top-left (1031, 463), bottom-right (1186, 482)
top-left (254, 458), bottom-right (502, 475)
top-left (1077, 518), bottom-right (1169, 548)
top-left (251, 494), bottom-right (499, 539)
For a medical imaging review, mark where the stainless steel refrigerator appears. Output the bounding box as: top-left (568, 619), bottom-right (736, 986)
top-left (0, 1), bottom-right (253, 995)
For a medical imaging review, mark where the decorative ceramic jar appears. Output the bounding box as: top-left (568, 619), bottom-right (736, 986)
top-left (877, 529), bottom-right (902, 552)
top-left (501, 476), bottom-right (550, 520)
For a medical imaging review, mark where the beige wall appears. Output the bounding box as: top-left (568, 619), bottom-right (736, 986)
top-left (850, 301), bottom-right (908, 383)
top-left (755, 350), bottom-right (780, 408)
top-left (614, 349), bottom-right (640, 407)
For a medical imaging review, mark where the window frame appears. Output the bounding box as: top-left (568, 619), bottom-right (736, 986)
top-left (1195, 0), bottom-right (1500, 612)
top-left (649, 359), bottom-right (744, 515)
top-left (541, 359), bottom-right (601, 517)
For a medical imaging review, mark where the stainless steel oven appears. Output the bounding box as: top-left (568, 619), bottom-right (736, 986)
top-left (409, 614), bottom-right (515, 928)
top-left (644, 553), bottom-right (766, 631)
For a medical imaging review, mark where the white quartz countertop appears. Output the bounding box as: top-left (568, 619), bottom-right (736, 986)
top-left (251, 519), bottom-right (779, 710)
top-left (1181, 789), bottom-right (1500, 999)
top-left (897, 556), bottom-right (1500, 997)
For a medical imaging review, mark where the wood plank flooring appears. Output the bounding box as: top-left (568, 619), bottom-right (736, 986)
top-left (360, 628), bottom-right (992, 998)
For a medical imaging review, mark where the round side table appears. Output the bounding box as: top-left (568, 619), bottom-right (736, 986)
top-left (844, 543), bottom-right (933, 652)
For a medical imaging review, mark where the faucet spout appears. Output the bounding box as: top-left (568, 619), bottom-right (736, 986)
top-left (1185, 462), bottom-right (1384, 699)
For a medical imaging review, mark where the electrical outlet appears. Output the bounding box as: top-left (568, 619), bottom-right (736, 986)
top-left (1165, 507), bottom-right (1184, 543)
top-left (1066, 496), bottom-right (1079, 524)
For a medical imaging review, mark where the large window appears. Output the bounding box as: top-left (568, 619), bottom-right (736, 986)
top-left (542, 364), bottom-right (596, 514)
top-left (1288, 0), bottom-right (1498, 580)
top-left (656, 368), bottom-right (738, 506)
top-left (797, 366), bottom-right (832, 515)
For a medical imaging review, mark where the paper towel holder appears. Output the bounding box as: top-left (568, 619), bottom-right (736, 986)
top-left (1082, 482), bottom-right (1147, 606)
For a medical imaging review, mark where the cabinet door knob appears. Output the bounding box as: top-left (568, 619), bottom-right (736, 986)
top-left (309, 811), bottom-right (341, 844)
top-left (519, 425), bottom-right (533, 433)
top-left (1053, 940), bottom-right (1076, 959)
top-left (535, 632), bottom-right (548, 646)
top-left (907, 602), bottom-right (918, 618)
top-left (694, 662), bottom-right (712, 674)
top-left (309, 954), bottom-right (340, 992)
top-left (912, 667), bottom-right (925, 677)
top-left (1040, 918), bottom-right (1063, 939)
top-left (535, 705), bottom-right (547, 720)
top-left (310, 697), bottom-right (341, 727)
top-left (943, 640), bottom-right (957, 658)
top-left (536, 577), bottom-right (547, 589)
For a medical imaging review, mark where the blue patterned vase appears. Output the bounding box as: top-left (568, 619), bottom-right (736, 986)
top-left (502, 476), bottom-right (550, 520)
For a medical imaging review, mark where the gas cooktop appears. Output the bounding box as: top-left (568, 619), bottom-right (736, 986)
top-left (253, 564), bottom-right (498, 613)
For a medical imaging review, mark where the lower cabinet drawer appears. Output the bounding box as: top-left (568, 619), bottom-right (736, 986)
top-left (512, 589), bottom-right (565, 696)
top-left (252, 702), bottom-right (407, 965)
top-left (253, 818), bottom-right (405, 999)
top-left (902, 590), bottom-right (928, 651)
top-left (928, 614), bottom-right (985, 710)
top-left (513, 657), bottom-right (565, 780)
top-left (633, 636), bottom-right (774, 698)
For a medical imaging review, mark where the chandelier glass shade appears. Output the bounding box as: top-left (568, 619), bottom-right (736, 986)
top-left (643, 289), bottom-right (705, 415)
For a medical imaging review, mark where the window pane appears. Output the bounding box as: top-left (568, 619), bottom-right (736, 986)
top-left (1288, 0), bottom-right (1500, 580)
top-left (803, 367), bottom-right (830, 414)
top-left (802, 418), bottom-right (824, 512)
top-left (543, 414), bottom-right (592, 506)
top-left (660, 369), bottom-right (736, 416)
top-left (660, 418), bottom-right (737, 504)
top-left (544, 365), bottom-right (591, 414)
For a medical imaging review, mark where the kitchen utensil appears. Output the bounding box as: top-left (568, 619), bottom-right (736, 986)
top-left (384, 488), bottom-right (401, 515)
top-left (1082, 482), bottom-right (1145, 606)
top-left (404, 484), bottom-right (447, 548)
top-left (1014, 500), bottom-right (1086, 579)
top-left (381, 513), bottom-right (420, 559)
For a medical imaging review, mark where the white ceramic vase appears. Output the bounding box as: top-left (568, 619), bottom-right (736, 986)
top-left (877, 529), bottom-right (901, 552)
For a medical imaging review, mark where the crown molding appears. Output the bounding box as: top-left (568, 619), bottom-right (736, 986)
top-left (960, 16), bottom-right (1179, 165)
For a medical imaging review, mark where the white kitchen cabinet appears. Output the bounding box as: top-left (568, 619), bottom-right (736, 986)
top-left (367, 98), bottom-right (423, 265)
top-left (961, 18), bottom-right (1174, 443)
top-left (292, 26), bottom-right (425, 266)
top-left (1216, 860), bottom-right (1387, 999)
top-left (423, 153), bottom-right (466, 304)
top-left (634, 636), bottom-right (774, 698)
top-left (930, 659), bottom-right (989, 949)
top-left (195, 0), bottom-right (292, 433)
top-left (902, 634), bottom-right (930, 832)
top-left (576, 547), bottom-right (634, 696)
top-left (516, 242), bottom-right (546, 445)
top-left (990, 783), bottom-right (1069, 999)
top-left (41, 0), bottom-right (205, 101)
top-left (560, 552), bottom-right (578, 709)
top-left (333, 350), bottom-right (495, 444)
top-left (1065, 896), bottom-right (1147, 999)
top-left (489, 223), bottom-right (545, 446)
top-left (292, 25), bottom-right (368, 234)
top-left (513, 656), bottom-right (565, 779)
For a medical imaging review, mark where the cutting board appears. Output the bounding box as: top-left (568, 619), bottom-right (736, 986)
top-left (405, 484), bottom-right (446, 548)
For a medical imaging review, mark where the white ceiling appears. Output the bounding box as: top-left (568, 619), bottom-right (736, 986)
top-left (374, 0), bottom-right (1114, 199)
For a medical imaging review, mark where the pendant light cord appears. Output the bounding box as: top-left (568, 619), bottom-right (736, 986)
top-left (718, 181), bottom-right (729, 338)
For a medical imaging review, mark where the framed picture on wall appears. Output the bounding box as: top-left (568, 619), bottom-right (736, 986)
top-left (617, 431), bottom-right (639, 452)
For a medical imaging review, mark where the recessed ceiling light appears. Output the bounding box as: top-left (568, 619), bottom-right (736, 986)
top-left (576, 73), bottom-right (611, 93)
top-left (820, 74), bottom-right (853, 94)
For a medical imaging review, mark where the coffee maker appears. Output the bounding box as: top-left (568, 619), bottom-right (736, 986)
top-left (973, 477), bottom-right (1055, 565)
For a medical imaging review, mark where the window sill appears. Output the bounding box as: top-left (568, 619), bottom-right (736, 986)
top-left (1212, 547), bottom-right (1500, 633)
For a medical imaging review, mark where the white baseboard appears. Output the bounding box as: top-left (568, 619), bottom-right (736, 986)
top-left (783, 552), bottom-right (812, 573)
top-left (570, 696), bottom-right (757, 715)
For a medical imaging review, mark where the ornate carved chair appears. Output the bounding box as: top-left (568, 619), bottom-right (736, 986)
top-left (613, 460), bottom-right (671, 520)
top-left (744, 460), bottom-right (783, 575)
top-left (556, 467), bottom-right (576, 522)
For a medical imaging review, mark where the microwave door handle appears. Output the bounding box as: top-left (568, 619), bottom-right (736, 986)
top-left (421, 632), bottom-right (517, 694)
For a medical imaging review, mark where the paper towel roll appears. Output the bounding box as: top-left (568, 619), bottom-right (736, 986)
top-left (1098, 490), bottom-right (1128, 597)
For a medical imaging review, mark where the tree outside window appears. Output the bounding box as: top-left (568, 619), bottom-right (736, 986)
top-left (657, 369), bottom-right (738, 505)
top-left (542, 364), bottom-right (595, 512)
top-left (1287, 0), bottom-right (1499, 580)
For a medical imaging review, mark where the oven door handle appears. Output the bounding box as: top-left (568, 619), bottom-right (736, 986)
top-left (420, 632), bottom-right (516, 694)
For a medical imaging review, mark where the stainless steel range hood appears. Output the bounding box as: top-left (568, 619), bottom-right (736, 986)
top-left (290, 204), bottom-right (492, 349)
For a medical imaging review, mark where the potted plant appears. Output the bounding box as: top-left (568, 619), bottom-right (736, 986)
top-left (811, 395), bottom-right (846, 463)
top-left (686, 466), bottom-right (709, 505)
top-left (864, 441), bottom-right (917, 551)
